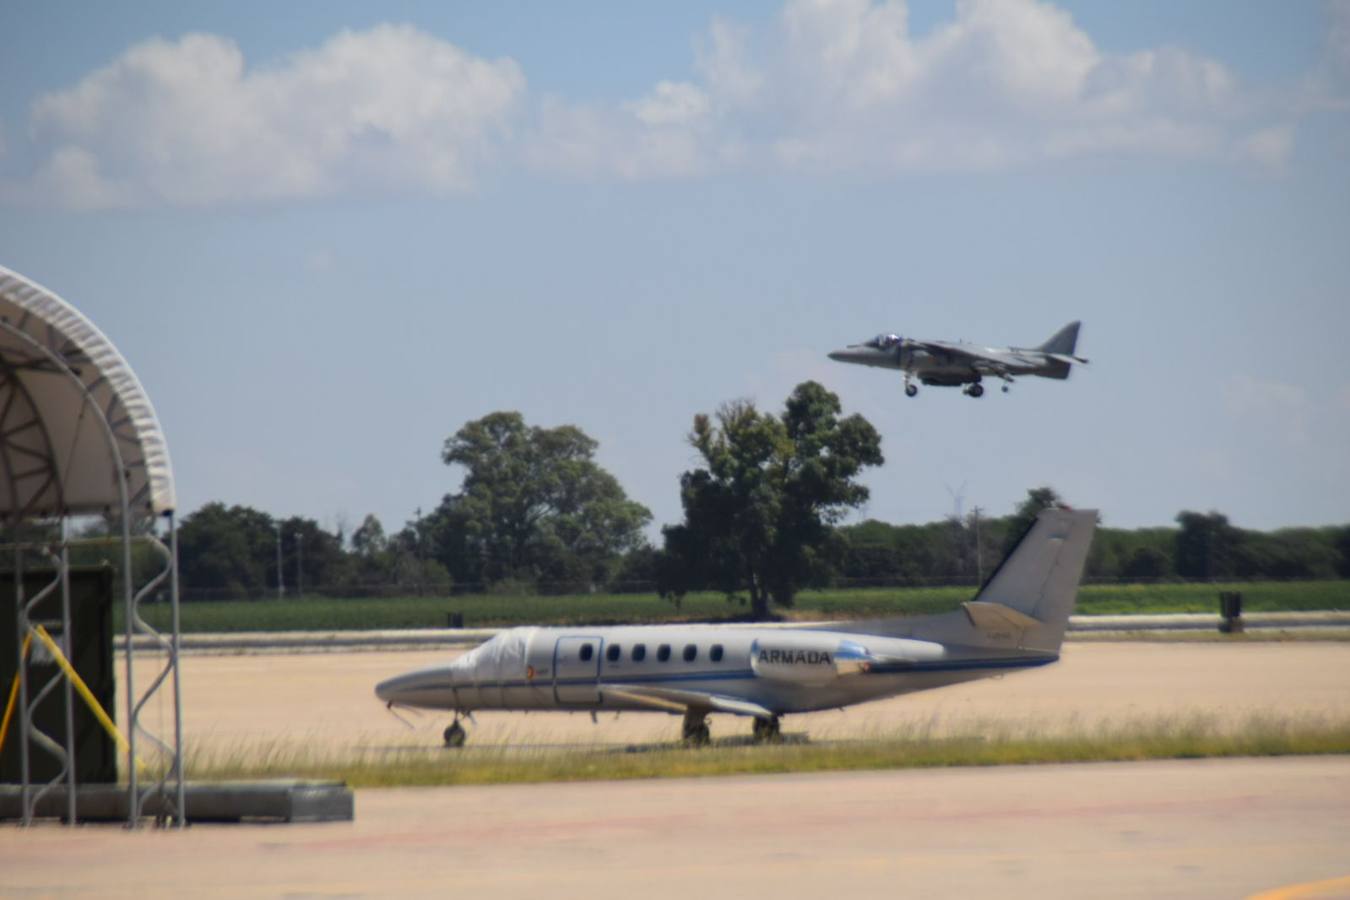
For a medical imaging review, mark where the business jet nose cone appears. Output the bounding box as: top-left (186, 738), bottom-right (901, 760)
top-left (374, 673), bottom-right (408, 703)
top-left (376, 668), bottom-right (436, 704)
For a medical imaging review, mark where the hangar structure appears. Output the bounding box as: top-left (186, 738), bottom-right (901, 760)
top-left (0, 264), bottom-right (184, 827)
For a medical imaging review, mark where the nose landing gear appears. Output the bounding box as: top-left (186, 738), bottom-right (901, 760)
top-left (443, 712), bottom-right (469, 748)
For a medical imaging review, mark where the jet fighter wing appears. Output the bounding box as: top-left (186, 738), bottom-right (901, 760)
top-left (600, 684), bottom-right (774, 718)
top-left (912, 340), bottom-right (1015, 375)
top-left (1046, 352), bottom-right (1089, 366)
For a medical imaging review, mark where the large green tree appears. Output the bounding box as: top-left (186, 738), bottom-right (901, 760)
top-left (428, 411), bottom-right (651, 591)
top-left (177, 503), bottom-right (277, 596)
top-left (1003, 486), bottom-right (1064, 554)
top-left (1175, 510), bottom-right (1241, 579)
top-left (661, 381), bottom-right (883, 619)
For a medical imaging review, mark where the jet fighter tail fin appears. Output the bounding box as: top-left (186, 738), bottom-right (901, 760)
top-left (1037, 321), bottom-right (1081, 356)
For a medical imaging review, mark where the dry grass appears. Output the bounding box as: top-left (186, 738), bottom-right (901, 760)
top-left (178, 713), bottom-right (1350, 788)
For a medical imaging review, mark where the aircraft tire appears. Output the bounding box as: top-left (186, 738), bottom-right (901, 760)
top-left (682, 714), bottom-right (711, 747)
top-left (968, 383), bottom-right (984, 398)
top-left (904, 384), bottom-right (918, 398)
top-left (443, 721), bottom-right (467, 748)
top-left (752, 716), bottom-right (782, 743)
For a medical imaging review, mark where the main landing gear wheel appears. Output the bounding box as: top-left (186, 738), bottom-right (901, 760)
top-left (752, 716), bottom-right (782, 743)
top-left (682, 711), bottom-right (711, 747)
top-left (443, 719), bottom-right (467, 748)
top-left (966, 383), bottom-right (984, 398)
top-left (904, 383), bottom-right (918, 398)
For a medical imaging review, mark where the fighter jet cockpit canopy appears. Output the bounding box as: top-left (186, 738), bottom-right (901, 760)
top-left (867, 333), bottom-right (901, 349)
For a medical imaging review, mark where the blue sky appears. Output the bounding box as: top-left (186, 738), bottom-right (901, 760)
top-left (1, 0), bottom-right (1347, 538)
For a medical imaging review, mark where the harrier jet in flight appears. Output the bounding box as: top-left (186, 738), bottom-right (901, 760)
top-left (376, 508), bottom-right (1097, 747)
top-left (828, 321), bottom-right (1087, 397)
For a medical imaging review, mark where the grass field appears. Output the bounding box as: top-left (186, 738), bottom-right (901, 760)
top-left (121, 580), bottom-right (1350, 633)
top-left (181, 713), bottom-right (1350, 788)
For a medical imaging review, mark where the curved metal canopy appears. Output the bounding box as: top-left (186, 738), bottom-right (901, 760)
top-left (0, 264), bottom-right (175, 520)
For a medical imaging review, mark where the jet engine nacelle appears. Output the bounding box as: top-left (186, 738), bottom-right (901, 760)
top-left (751, 636), bottom-right (875, 685)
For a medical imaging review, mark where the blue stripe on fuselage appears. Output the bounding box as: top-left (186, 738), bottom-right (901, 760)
top-left (421, 654), bottom-right (1058, 694)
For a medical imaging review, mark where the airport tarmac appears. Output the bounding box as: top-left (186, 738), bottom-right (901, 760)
top-left (136, 641), bottom-right (1350, 754)
top-left (5, 757), bottom-right (1349, 898)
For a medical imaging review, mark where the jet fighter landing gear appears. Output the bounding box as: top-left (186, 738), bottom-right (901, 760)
top-left (963, 382), bottom-right (985, 398)
top-left (443, 713), bottom-right (469, 748)
top-left (752, 716), bottom-right (782, 743)
top-left (681, 710), bottom-right (711, 747)
top-left (904, 375), bottom-right (918, 398)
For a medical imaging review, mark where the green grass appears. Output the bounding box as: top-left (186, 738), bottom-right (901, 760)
top-left (180, 713), bottom-right (1350, 788)
top-left (122, 580), bottom-right (1350, 633)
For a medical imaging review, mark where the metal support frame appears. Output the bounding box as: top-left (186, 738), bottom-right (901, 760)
top-left (13, 538), bottom-right (74, 825)
top-left (0, 320), bottom-right (183, 828)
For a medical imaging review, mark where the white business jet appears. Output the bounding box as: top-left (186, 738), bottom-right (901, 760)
top-left (376, 507), bottom-right (1096, 746)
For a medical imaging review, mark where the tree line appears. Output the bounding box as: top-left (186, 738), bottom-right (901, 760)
top-left (171, 382), bottom-right (1350, 617)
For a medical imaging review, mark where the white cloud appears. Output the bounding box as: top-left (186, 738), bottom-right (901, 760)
top-left (535, 0), bottom-right (1294, 178)
top-left (1336, 384), bottom-right (1350, 415)
top-left (3, 1), bottom-right (1322, 207)
top-left (22, 26), bottom-right (524, 208)
top-left (627, 81), bottom-right (711, 127)
top-left (526, 96), bottom-right (723, 180)
top-left (1238, 125), bottom-right (1294, 167)
top-left (304, 249), bottom-right (336, 274)
top-left (1224, 375), bottom-right (1311, 445)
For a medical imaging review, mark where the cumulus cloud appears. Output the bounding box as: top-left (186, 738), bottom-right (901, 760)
top-left (3, 0), bottom-right (1323, 207)
top-left (530, 0), bottom-right (1295, 177)
top-left (1224, 375), bottom-right (1312, 445)
top-left (20, 25), bottom-right (524, 208)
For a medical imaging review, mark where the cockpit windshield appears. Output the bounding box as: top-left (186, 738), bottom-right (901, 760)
top-left (866, 333), bottom-right (901, 349)
top-left (454, 628), bottom-right (535, 677)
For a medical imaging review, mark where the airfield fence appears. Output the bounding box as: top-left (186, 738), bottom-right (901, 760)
top-left (166, 574), bottom-right (1348, 605)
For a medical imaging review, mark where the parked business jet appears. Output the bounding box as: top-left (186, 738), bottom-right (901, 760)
top-left (376, 507), bottom-right (1097, 746)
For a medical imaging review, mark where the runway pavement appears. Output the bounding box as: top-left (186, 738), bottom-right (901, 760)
top-left (135, 641), bottom-right (1350, 754)
top-left (5, 757), bottom-right (1348, 898)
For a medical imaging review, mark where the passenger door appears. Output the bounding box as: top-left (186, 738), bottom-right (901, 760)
top-left (553, 636), bottom-right (602, 704)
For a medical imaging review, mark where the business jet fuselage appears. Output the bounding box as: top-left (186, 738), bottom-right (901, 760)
top-left (376, 508), bottom-right (1097, 746)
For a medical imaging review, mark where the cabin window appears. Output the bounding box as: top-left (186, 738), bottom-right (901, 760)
top-left (710, 644), bottom-right (724, 662)
top-left (657, 644), bottom-right (671, 662)
top-left (683, 644), bottom-right (697, 662)
top-left (632, 644), bottom-right (647, 662)
top-left (606, 644), bottom-right (621, 662)
top-left (579, 643), bottom-right (593, 662)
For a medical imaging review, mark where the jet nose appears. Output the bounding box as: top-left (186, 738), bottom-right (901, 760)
top-left (375, 664), bottom-right (457, 706)
top-left (374, 671), bottom-right (414, 704)
top-left (829, 346), bottom-right (874, 364)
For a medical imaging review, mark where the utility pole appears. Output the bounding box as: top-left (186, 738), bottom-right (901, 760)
top-left (414, 506), bottom-right (423, 596)
top-left (972, 506), bottom-right (984, 585)
top-left (294, 531), bottom-right (303, 598)
top-left (275, 522), bottom-right (285, 600)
